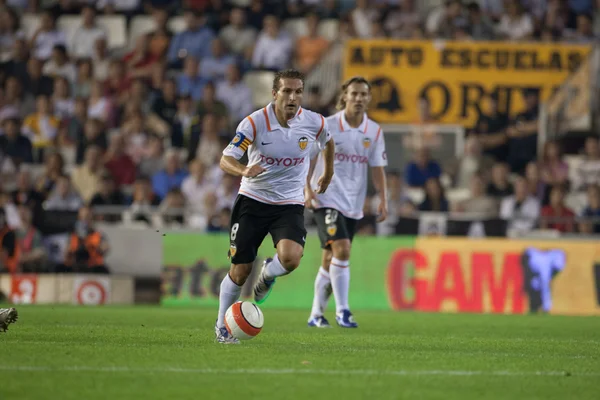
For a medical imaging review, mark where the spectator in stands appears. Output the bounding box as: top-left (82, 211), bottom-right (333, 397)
top-left (434, 0), bottom-right (468, 39)
top-left (525, 161), bottom-right (547, 204)
top-left (16, 205), bottom-right (46, 272)
top-left (196, 82), bottom-right (228, 121)
top-left (138, 135), bottom-right (164, 178)
top-left (43, 44), bottom-right (77, 84)
top-left (447, 135), bottom-right (494, 189)
top-left (177, 56), bottom-right (206, 101)
top-left (147, 7), bottom-right (172, 61)
top-left (70, 5), bottom-right (107, 59)
top-left (76, 118), bottom-right (107, 164)
top-left (545, 0), bottom-right (576, 37)
top-left (215, 173), bottom-right (238, 212)
top-left (190, 113), bottom-right (221, 166)
top-left (72, 145), bottom-right (108, 203)
top-left (540, 185), bottom-right (575, 232)
top-left (22, 94), bottom-right (60, 150)
top-left (0, 189), bottom-right (20, 229)
top-left (496, 0), bottom-right (534, 41)
top-left (23, 58), bottom-right (53, 99)
top-left (303, 86), bottom-right (328, 116)
top-left (579, 184), bottom-right (600, 234)
top-left (539, 140), bottom-right (569, 188)
top-left (467, 2), bottom-right (495, 40)
top-left (0, 117), bottom-right (33, 166)
top-left (47, 0), bottom-right (81, 15)
top-left (62, 97), bottom-right (87, 146)
top-left (128, 177), bottom-right (160, 224)
top-left (569, 13), bottom-right (596, 42)
top-left (0, 208), bottom-right (18, 274)
top-left (104, 132), bottom-right (136, 186)
top-left (36, 152), bottom-right (64, 196)
top-left (97, 0), bottom-right (142, 16)
top-left (506, 89), bottom-right (539, 173)
top-left (150, 78), bottom-right (178, 128)
top-left (92, 37), bottom-right (110, 81)
top-left (216, 64), bottom-right (253, 126)
top-left (454, 174), bottom-right (498, 216)
top-left (473, 94), bottom-right (509, 161)
top-left (220, 7), bottom-right (257, 57)
top-left (200, 38), bottom-right (235, 82)
top-left (170, 94), bottom-right (199, 149)
top-left (44, 174), bottom-right (83, 211)
top-left (295, 12), bottom-right (330, 73)
top-left (30, 10), bottom-right (67, 61)
top-left (206, 206), bottom-right (231, 233)
top-left (73, 58), bottom-right (94, 98)
top-left (383, 0), bottom-right (420, 39)
top-left (419, 177), bottom-right (449, 212)
top-left (500, 176), bottom-right (540, 234)
top-left (104, 60), bottom-right (131, 103)
top-left (252, 15), bottom-right (293, 71)
top-left (87, 80), bottom-right (113, 124)
top-left (0, 6), bottom-right (22, 63)
top-left (575, 136), bottom-right (600, 190)
top-left (90, 173), bottom-right (126, 207)
top-left (160, 188), bottom-right (186, 226)
top-left (2, 37), bottom-right (28, 84)
top-left (151, 149), bottom-right (187, 200)
top-left (52, 77), bottom-right (75, 120)
top-left (123, 33), bottom-right (159, 81)
top-left (64, 205), bottom-right (110, 274)
top-left (404, 147), bottom-right (442, 188)
top-left (120, 109), bottom-right (148, 164)
top-left (181, 158), bottom-right (211, 214)
top-left (351, 0), bottom-right (380, 38)
top-left (167, 9), bottom-right (215, 69)
top-left (486, 162), bottom-right (514, 199)
top-left (11, 169), bottom-right (43, 214)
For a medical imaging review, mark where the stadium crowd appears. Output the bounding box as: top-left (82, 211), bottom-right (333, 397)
top-left (1, 0), bottom-right (600, 273)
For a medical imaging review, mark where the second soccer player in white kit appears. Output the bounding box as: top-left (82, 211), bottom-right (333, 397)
top-left (305, 77), bottom-right (388, 328)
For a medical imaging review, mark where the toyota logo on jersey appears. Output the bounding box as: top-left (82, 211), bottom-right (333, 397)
top-left (335, 153), bottom-right (369, 164)
top-left (259, 155), bottom-right (305, 166)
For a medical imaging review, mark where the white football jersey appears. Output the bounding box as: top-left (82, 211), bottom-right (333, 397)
top-left (310, 111), bottom-right (387, 219)
top-left (223, 103), bottom-right (331, 205)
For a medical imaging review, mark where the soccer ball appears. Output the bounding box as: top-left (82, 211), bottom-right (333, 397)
top-left (225, 301), bottom-right (264, 340)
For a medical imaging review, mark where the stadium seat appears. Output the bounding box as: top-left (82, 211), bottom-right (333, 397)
top-left (406, 188), bottom-right (425, 204)
top-left (128, 15), bottom-right (156, 48)
top-left (446, 188), bottom-right (470, 204)
top-left (167, 17), bottom-right (187, 34)
top-left (283, 18), bottom-right (308, 39)
top-left (318, 19), bottom-right (339, 42)
top-left (564, 155), bottom-right (584, 185)
top-left (565, 191), bottom-right (587, 215)
top-left (243, 71), bottom-right (275, 108)
top-left (21, 13), bottom-right (41, 40)
top-left (57, 15), bottom-right (127, 51)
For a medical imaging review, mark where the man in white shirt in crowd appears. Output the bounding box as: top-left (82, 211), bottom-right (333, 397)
top-left (216, 64), bottom-right (254, 126)
top-left (252, 15), bottom-right (293, 71)
top-left (219, 7), bottom-right (257, 57)
top-left (70, 5), bottom-right (107, 59)
top-left (500, 176), bottom-right (540, 235)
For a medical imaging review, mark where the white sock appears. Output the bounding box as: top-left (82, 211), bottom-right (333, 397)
top-left (263, 254), bottom-right (289, 281)
top-left (310, 267), bottom-right (331, 319)
top-left (330, 257), bottom-right (350, 313)
top-left (216, 274), bottom-right (242, 328)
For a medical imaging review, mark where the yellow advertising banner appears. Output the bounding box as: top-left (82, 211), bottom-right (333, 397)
top-left (387, 237), bottom-right (600, 316)
top-left (343, 40), bottom-right (592, 126)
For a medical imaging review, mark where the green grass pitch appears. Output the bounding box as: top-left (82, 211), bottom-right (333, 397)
top-left (1, 306), bottom-right (599, 400)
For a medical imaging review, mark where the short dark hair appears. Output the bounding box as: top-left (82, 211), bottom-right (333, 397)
top-left (336, 76), bottom-right (371, 110)
top-left (272, 69), bottom-right (305, 92)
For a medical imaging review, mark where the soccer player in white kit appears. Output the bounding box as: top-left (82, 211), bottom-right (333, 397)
top-left (215, 69), bottom-right (335, 344)
top-left (305, 77), bottom-right (388, 328)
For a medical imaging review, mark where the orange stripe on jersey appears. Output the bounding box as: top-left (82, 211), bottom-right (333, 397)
top-left (262, 107), bottom-right (271, 131)
top-left (375, 127), bottom-right (381, 142)
top-left (232, 302), bottom-right (261, 336)
top-left (316, 115), bottom-right (325, 139)
top-left (246, 116), bottom-right (257, 140)
top-left (363, 119), bottom-right (369, 134)
top-left (338, 117), bottom-right (344, 131)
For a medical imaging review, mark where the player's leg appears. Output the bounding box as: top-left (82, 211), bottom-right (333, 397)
top-left (254, 204), bottom-right (306, 304)
top-left (308, 248), bottom-right (333, 327)
top-left (215, 196), bottom-right (269, 343)
top-left (330, 238), bottom-right (358, 328)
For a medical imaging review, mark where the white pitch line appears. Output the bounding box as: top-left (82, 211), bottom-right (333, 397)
top-left (0, 366), bottom-right (598, 377)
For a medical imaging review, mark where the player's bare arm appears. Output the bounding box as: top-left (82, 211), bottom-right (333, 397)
top-left (305, 155), bottom-right (319, 209)
top-left (371, 166), bottom-right (388, 222)
top-left (316, 139), bottom-right (334, 194)
top-left (220, 155), bottom-right (265, 178)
